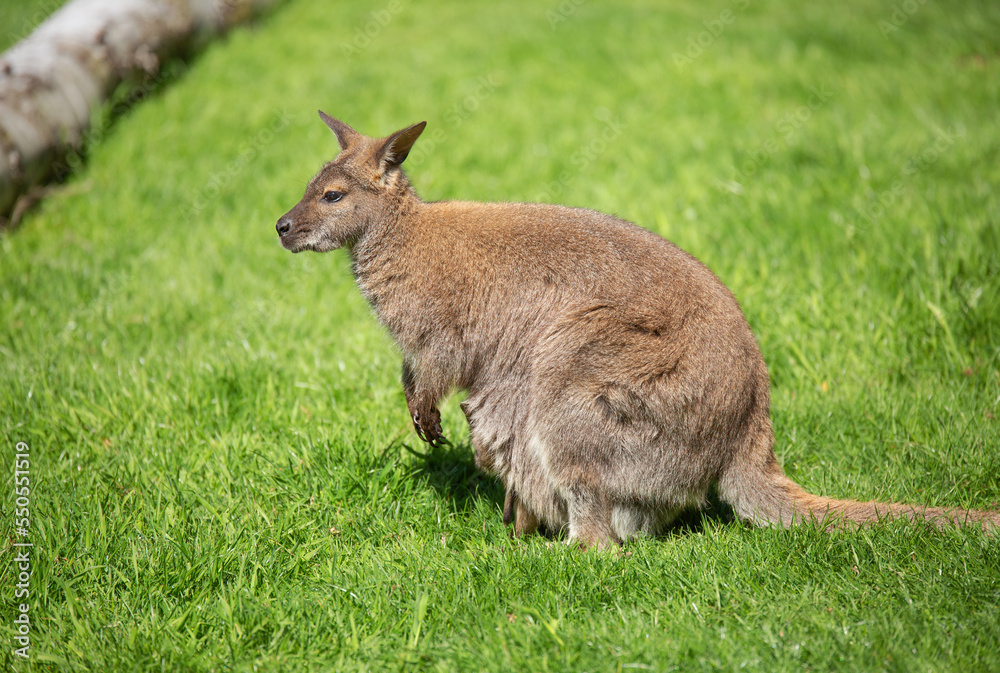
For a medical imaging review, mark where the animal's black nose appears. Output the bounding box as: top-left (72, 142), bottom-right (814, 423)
top-left (276, 217), bottom-right (292, 236)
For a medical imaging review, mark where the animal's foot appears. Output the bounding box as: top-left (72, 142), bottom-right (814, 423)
top-left (411, 405), bottom-right (445, 446)
top-left (567, 492), bottom-right (622, 551)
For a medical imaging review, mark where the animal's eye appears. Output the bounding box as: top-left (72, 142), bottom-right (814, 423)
top-left (323, 190), bottom-right (344, 203)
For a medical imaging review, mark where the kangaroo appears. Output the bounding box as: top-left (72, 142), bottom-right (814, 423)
top-left (275, 112), bottom-right (999, 549)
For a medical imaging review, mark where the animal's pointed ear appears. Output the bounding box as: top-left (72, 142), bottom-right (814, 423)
top-left (375, 121), bottom-right (427, 169)
top-left (319, 111), bottom-right (361, 150)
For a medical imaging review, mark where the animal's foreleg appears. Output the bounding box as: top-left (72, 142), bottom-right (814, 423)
top-left (402, 358), bottom-right (447, 446)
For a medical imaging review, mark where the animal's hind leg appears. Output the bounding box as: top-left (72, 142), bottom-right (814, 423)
top-left (566, 488), bottom-right (621, 550)
top-left (515, 499), bottom-right (540, 537)
top-left (503, 488), bottom-right (540, 537)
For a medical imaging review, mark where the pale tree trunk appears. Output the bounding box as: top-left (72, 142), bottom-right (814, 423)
top-left (0, 0), bottom-right (285, 226)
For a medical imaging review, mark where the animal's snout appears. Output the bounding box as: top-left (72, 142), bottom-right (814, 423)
top-left (276, 217), bottom-right (292, 236)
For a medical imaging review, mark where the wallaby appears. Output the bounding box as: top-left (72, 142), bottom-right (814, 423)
top-left (275, 112), bottom-right (999, 549)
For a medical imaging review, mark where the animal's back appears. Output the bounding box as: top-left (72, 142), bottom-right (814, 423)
top-left (412, 200), bottom-right (755, 342)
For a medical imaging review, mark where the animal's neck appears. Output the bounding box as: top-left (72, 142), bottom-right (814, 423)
top-left (348, 179), bottom-right (422, 312)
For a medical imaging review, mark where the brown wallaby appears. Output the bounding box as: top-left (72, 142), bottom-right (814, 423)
top-left (275, 112), bottom-right (999, 549)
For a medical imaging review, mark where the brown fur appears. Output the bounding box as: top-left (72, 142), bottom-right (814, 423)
top-left (276, 113), bottom-right (1000, 549)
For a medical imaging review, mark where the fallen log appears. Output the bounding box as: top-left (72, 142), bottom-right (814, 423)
top-left (0, 0), bottom-right (285, 226)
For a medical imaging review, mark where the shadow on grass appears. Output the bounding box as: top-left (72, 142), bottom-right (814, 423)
top-left (660, 489), bottom-right (738, 538)
top-left (405, 438), bottom-right (739, 540)
top-left (405, 440), bottom-right (506, 515)
top-left (2, 57), bottom-right (193, 231)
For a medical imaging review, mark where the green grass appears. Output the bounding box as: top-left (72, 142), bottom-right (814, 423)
top-left (2, 0), bottom-right (1000, 670)
top-left (0, 0), bottom-right (68, 52)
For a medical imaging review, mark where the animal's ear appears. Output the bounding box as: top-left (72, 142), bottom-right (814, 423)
top-left (375, 121), bottom-right (427, 169)
top-left (319, 111), bottom-right (361, 150)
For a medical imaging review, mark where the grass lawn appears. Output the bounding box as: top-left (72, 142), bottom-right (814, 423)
top-left (2, 0), bottom-right (999, 670)
top-left (0, 1), bottom-right (66, 52)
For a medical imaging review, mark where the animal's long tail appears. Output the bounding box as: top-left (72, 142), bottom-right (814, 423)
top-left (716, 435), bottom-right (1000, 533)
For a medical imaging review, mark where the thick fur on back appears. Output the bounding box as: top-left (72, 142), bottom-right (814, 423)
top-left (277, 114), bottom-right (1000, 548)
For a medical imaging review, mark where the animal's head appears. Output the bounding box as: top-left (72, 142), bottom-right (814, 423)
top-left (276, 112), bottom-right (426, 253)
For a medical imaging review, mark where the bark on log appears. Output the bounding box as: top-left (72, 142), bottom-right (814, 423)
top-left (0, 0), bottom-right (284, 226)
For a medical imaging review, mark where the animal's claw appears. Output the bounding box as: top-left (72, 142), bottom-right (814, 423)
top-left (411, 407), bottom-right (444, 446)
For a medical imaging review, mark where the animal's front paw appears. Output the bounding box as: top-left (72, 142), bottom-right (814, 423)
top-left (411, 405), bottom-right (445, 447)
